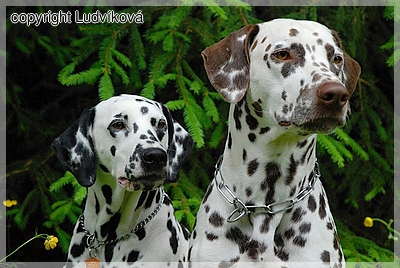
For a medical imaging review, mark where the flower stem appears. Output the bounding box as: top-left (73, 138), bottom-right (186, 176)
top-left (372, 218), bottom-right (400, 237)
top-left (0, 234), bottom-right (47, 262)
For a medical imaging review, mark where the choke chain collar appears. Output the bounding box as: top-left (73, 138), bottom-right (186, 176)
top-left (79, 188), bottom-right (165, 257)
top-left (214, 156), bottom-right (320, 223)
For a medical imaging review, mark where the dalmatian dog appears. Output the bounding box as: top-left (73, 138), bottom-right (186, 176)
top-left (189, 19), bottom-right (360, 267)
top-left (52, 94), bottom-right (193, 267)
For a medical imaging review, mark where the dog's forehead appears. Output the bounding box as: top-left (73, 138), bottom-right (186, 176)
top-left (95, 95), bottom-right (162, 121)
top-left (256, 19), bottom-right (335, 46)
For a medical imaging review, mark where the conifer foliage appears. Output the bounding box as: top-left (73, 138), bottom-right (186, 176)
top-left (6, 4), bottom-right (396, 264)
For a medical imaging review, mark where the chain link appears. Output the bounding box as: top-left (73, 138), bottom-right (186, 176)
top-left (80, 188), bottom-right (165, 252)
top-left (214, 156), bottom-right (320, 223)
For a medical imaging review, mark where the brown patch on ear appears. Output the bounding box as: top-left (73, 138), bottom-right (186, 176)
top-left (202, 24), bottom-right (259, 103)
top-left (331, 30), bottom-right (343, 48)
top-left (343, 53), bottom-right (361, 96)
top-left (331, 30), bottom-right (361, 96)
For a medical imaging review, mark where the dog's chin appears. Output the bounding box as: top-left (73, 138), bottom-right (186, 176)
top-left (118, 176), bottom-right (165, 191)
top-left (296, 117), bottom-right (345, 135)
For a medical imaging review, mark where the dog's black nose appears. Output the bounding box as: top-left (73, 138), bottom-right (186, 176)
top-left (141, 148), bottom-right (167, 168)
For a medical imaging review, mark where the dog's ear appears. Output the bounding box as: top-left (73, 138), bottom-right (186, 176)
top-left (51, 108), bottom-right (97, 187)
top-left (331, 31), bottom-right (361, 96)
top-left (162, 105), bottom-right (194, 183)
top-left (201, 24), bottom-right (259, 103)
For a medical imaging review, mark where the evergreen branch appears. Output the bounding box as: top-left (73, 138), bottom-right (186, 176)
top-left (129, 24), bottom-right (146, 70)
top-left (334, 128), bottom-right (369, 161)
top-left (99, 73), bottom-right (114, 100)
top-left (317, 134), bottom-right (345, 168)
top-left (109, 58), bottom-right (130, 85)
top-left (112, 48), bottom-right (132, 67)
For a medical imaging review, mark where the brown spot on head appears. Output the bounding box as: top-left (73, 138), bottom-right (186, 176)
top-left (289, 28), bottom-right (299, 37)
top-left (251, 39), bottom-right (258, 52)
top-left (261, 36), bottom-right (267, 43)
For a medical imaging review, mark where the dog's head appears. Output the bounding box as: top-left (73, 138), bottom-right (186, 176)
top-left (202, 19), bottom-right (361, 135)
top-left (52, 94), bottom-right (193, 191)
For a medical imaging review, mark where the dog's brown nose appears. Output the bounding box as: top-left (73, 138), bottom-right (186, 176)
top-left (317, 82), bottom-right (349, 109)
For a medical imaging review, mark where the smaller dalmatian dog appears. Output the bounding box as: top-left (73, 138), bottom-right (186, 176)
top-left (52, 94), bottom-right (193, 267)
top-left (189, 19), bottom-right (360, 267)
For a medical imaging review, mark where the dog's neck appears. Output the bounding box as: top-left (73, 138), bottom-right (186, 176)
top-left (219, 94), bottom-right (317, 207)
top-left (82, 167), bottom-right (162, 241)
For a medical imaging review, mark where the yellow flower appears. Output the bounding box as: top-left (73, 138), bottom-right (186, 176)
top-left (3, 199), bottom-right (18, 207)
top-left (44, 235), bottom-right (58, 250)
top-left (364, 217), bottom-right (374, 227)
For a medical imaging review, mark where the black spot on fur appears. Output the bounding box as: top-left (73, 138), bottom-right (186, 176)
top-left (291, 207), bottom-right (306, 223)
top-left (105, 243), bottom-right (116, 264)
top-left (233, 105), bottom-right (242, 130)
top-left (167, 219), bottom-right (178, 254)
top-left (274, 233), bottom-right (284, 247)
top-left (284, 228), bottom-right (295, 239)
top-left (260, 215), bottom-right (273, 233)
top-left (145, 190), bottom-right (157, 209)
top-left (248, 133), bottom-right (256, 142)
top-left (276, 249), bottom-right (289, 261)
top-left (205, 231), bottom-right (219, 241)
top-left (69, 238), bottom-right (85, 258)
top-left (321, 250), bottom-right (330, 263)
top-left (242, 149), bottom-right (247, 162)
top-left (100, 212), bottom-right (120, 241)
top-left (94, 193), bottom-right (100, 214)
top-left (285, 154), bottom-right (298, 185)
top-left (225, 227), bottom-right (249, 254)
top-left (127, 250), bottom-right (140, 264)
top-left (136, 192), bottom-right (148, 210)
top-left (101, 185), bottom-right (112, 205)
top-left (246, 114), bottom-right (258, 130)
top-left (261, 162), bottom-right (281, 191)
top-left (202, 183), bottom-right (213, 204)
top-left (245, 187), bottom-right (252, 197)
top-left (282, 90), bottom-right (287, 101)
top-left (327, 222), bottom-right (333, 230)
top-left (247, 240), bottom-right (267, 261)
top-left (135, 227), bottom-right (146, 241)
top-left (100, 164), bottom-right (110, 173)
top-left (110, 146), bottom-right (116, 157)
top-left (297, 139), bottom-right (308, 148)
top-left (299, 222), bottom-right (311, 233)
top-left (247, 159), bottom-right (259, 176)
top-left (141, 106), bottom-right (149, 114)
top-left (133, 122), bottom-right (139, 133)
top-left (308, 195), bottom-right (317, 212)
top-left (293, 235), bottom-right (307, 247)
top-left (259, 127), bottom-right (270, 134)
top-left (252, 101), bottom-right (263, 117)
top-left (209, 211), bottom-right (224, 227)
top-left (227, 132), bottom-right (232, 149)
top-left (319, 193), bottom-right (327, 219)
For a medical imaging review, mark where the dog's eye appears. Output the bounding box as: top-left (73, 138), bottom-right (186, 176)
top-left (275, 51), bottom-right (290, 61)
top-left (112, 122), bottom-right (125, 130)
top-left (333, 55), bottom-right (343, 64)
top-left (157, 120), bottom-right (166, 129)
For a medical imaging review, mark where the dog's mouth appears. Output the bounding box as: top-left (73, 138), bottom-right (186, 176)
top-left (118, 175), bottom-right (165, 191)
top-left (294, 117), bottom-right (345, 134)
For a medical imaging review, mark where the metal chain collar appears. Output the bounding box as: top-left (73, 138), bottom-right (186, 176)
top-left (80, 188), bottom-right (165, 257)
top-left (214, 156), bottom-right (320, 223)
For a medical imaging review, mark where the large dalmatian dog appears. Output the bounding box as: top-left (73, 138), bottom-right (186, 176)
top-left (52, 94), bottom-right (193, 267)
top-left (189, 19), bottom-right (360, 267)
